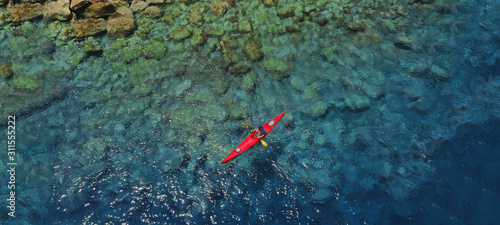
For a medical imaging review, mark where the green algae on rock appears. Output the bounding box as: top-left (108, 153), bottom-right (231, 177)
top-left (188, 11), bottom-right (204, 25)
top-left (175, 79), bottom-right (192, 97)
top-left (224, 98), bottom-right (248, 119)
top-left (241, 72), bottom-right (257, 92)
top-left (11, 76), bottom-right (42, 91)
top-left (304, 101), bottom-right (329, 118)
top-left (262, 57), bottom-right (293, 80)
top-left (83, 43), bottom-right (103, 55)
top-left (169, 26), bottom-right (192, 41)
top-left (127, 57), bottom-right (159, 85)
top-left (305, 82), bottom-right (320, 99)
top-left (237, 18), bottom-right (253, 33)
top-left (229, 61), bottom-right (251, 75)
top-left (142, 39), bottom-right (167, 59)
top-left (190, 28), bottom-right (207, 47)
top-left (262, 0), bottom-right (276, 7)
top-left (344, 94), bottom-right (370, 112)
top-left (277, 7), bottom-right (295, 19)
top-left (210, 1), bottom-right (228, 17)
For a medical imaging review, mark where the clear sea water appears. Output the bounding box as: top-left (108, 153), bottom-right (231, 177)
top-left (1, 0), bottom-right (499, 224)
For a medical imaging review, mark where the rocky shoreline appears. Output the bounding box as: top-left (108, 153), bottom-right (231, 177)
top-left (0, 0), bottom-right (459, 118)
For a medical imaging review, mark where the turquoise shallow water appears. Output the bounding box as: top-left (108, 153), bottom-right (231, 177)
top-left (1, 0), bottom-right (500, 224)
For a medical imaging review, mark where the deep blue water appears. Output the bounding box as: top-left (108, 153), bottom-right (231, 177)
top-left (1, 0), bottom-right (500, 224)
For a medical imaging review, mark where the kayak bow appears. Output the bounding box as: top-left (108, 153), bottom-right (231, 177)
top-left (221, 112), bottom-right (285, 164)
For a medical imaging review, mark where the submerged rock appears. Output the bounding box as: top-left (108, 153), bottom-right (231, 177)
top-left (44, 0), bottom-right (72, 21)
top-left (394, 36), bottom-right (420, 51)
top-left (305, 82), bottom-right (320, 99)
top-left (188, 11), bottom-right (204, 26)
top-left (0, 62), bottom-right (13, 79)
top-left (237, 18), bottom-right (253, 33)
top-left (83, 42), bottom-right (103, 55)
top-left (344, 95), bottom-right (370, 112)
top-left (430, 65), bottom-right (450, 80)
top-left (210, 1), bottom-right (227, 17)
top-left (229, 61), bottom-right (251, 74)
top-left (312, 188), bottom-right (333, 203)
top-left (204, 28), bottom-right (225, 37)
top-left (243, 41), bottom-right (263, 61)
top-left (11, 76), bottom-right (42, 91)
top-left (241, 72), bottom-right (257, 92)
top-left (190, 28), bottom-right (207, 47)
top-left (73, 18), bottom-right (107, 37)
top-left (277, 7), bottom-right (294, 19)
top-left (175, 80), bottom-right (192, 97)
top-left (9, 3), bottom-right (43, 23)
top-left (262, 0), bottom-right (275, 7)
top-left (285, 24), bottom-right (300, 32)
top-left (304, 101), bottom-right (328, 118)
top-left (219, 40), bottom-right (235, 67)
top-left (262, 57), bottom-right (293, 80)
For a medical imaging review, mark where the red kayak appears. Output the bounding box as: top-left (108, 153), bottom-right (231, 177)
top-left (221, 112), bottom-right (285, 164)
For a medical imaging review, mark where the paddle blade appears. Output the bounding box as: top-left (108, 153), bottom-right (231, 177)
top-left (242, 122), bottom-right (249, 129)
top-left (261, 140), bottom-right (268, 147)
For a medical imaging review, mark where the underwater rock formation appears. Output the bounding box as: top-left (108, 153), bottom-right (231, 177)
top-left (0, 62), bottom-right (13, 79)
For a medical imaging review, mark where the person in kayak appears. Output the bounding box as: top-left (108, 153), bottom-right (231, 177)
top-left (252, 124), bottom-right (266, 139)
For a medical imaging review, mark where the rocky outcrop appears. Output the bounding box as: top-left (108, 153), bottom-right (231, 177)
top-left (70, 0), bottom-right (88, 11)
top-left (130, 0), bottom-right (148, 12)
top-left (44, 0), bottom-right (72, 21)
top-left (141, 6), bottom-right (162, 18)
top-left (9, 3), bottom-right (44, 22)
top-left (107, 7), bottom-right (135, 39)
top-left (84, 2), bottom-right (116, 18)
